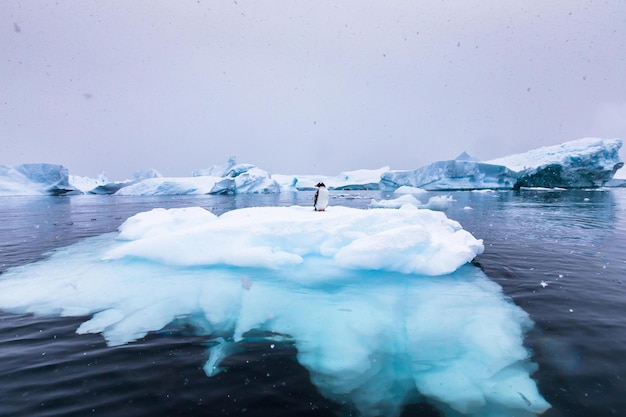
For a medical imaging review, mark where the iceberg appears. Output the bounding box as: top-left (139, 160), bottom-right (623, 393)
top-left (69, 168), bottom-right (164, 195)
top-left (382, 138), bottom-right (623, 190)
top-left (209, 164), bottom-right (280, 194)
top-left (381, 159), bottom-right (518, 191)
top-left (273, 166), bottom-right (389, 191)
top-left (0, 163), bottom-right (79, 196)
top-left (0, 205), bottom-right (550, 417)
top-left (487, 137), bottom-right (623, 189)
top-left (69, 173), bottom-right (110, 193)
top-left (113, 175), bottom-right (222, 195)
top-left (114, 163), bottom-right (279, 195)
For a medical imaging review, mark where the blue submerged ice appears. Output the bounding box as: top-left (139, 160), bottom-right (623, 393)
top-left (0, 163), bottom-right (79, 196)
top-left (0, 205), bottom-right (550, 417)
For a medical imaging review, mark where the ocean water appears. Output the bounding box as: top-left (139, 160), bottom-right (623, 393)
top-left (0, 189), bottom-right (624, 417)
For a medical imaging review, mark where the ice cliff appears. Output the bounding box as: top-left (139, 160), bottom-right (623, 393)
top-left (488, 137), bottom-right (624, 189)
top-left (0, 163), bottom-right (79, 196)
top-left (381, 159), bottom-right (518, 191)
top-left (382, 138), bottom-right (623, 190)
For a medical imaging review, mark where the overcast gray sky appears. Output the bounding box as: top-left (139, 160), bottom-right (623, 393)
top-left (3, 1), bottom-right (626, 180)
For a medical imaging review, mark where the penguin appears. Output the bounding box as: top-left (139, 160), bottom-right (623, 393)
top-left (314, 182), bottom-right (329, 211)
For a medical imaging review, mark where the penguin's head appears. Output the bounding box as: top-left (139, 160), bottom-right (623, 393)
top-left (315, 182), bottom-right (326, 188)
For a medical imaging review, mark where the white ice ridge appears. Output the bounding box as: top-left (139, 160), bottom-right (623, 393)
top-left (382, 137), bottom-right (623, 190)
top-left (0, 206), bottom-right (550, 417)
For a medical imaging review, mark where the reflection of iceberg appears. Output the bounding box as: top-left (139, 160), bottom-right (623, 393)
top-left (0, 205), bottom-right (549, 416)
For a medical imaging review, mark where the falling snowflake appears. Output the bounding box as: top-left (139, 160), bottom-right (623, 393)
top-left (241, 275), bottom-right (253, 290)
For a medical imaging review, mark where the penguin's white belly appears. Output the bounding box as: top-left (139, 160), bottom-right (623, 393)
top-left (315, 187), bottom-right (329, 210)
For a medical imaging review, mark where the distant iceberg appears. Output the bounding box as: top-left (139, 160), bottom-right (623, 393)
top-left (5, 138), bottom-right (624, 196)
top-left (77, 162), bottom-right (280, 196)
top-left (0, 163), bottom-right (79, 196)
top-left (383, 138), bottom-right (623, 190)
top-left (487, 137), bottom-right (624, 189)
top-left (208, 164), bottom-right (280, 194)
top-left (118, 165), bottom-right (390, 195)
top-left (69, 173), bottom-right (109, 193)
top-left (0, 205), bottom-right (550, 417)
top-left (81, 168), bottom-right (162, 195)
top-left (273, 166), bottom-right (389, 191)
top-left (382, 159), bottom-right (518, 191)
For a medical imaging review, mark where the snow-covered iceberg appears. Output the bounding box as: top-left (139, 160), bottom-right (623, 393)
top-left (0, 163), bottom-right (79, 196)
top-left (208, 164), bottom-right (280, 194)
top-left (0, 205), bottom-right (550, 417)
top-left (114, 163), bottom-right (279, 195)
top-left (273, 166), bottom-right (388, 191)
top-left (381, 159), bottom-right (518, 191)
top-left (382, 138), bottom-right (623, 190)
top-left (487, 137), bottom-right (623, 189)
top-left (69, 168), bottom-right (164, 195)
top-left (112, 175), bottom-right (222, 195)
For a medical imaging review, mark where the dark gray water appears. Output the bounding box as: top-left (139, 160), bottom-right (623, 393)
top-left (0, 189), bottom-right (625, 416)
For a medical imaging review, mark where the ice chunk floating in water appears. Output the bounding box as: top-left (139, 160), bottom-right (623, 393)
top-left (0, 206), bottom-right (550, 417)
top-left (0, 163), bottom-right (79, 195)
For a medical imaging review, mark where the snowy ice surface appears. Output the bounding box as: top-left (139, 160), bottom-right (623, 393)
top-left (0, 163), bottom-right (79, 196)
top-left (0, 205), bottom-right (550, 417)
top-left (486, 137), bottom-right (622, 171)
